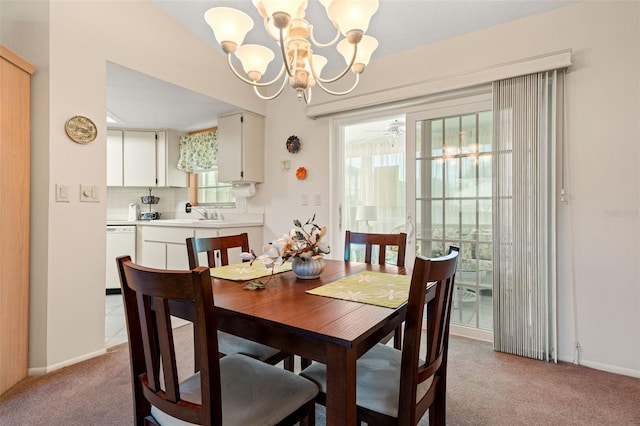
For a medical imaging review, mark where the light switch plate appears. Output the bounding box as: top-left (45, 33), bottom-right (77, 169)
top-left (80, 184), bottom-right (100, 202)
top-left (55, 183), bottom-right (70, 202)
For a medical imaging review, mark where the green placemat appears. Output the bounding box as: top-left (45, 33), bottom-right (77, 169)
top-left (210, 262), bottom-right (292, 281)
top-left (306, 271), bottom-right (411, 309)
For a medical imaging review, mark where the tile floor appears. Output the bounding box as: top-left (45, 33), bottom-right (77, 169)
top-left (105, 293), bottom-right (189, 347)
top-left (105, 294), bottom-right (128, 347)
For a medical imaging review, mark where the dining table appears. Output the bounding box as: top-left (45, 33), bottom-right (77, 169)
top-left (171, 258), bottom-right (420, 426)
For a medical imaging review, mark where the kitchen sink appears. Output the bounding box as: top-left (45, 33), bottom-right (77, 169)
top-left (156, 218), bottom-right (227, 224)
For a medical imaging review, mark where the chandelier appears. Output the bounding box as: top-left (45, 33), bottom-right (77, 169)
top-left (204, 0), bottom-right (379, 104)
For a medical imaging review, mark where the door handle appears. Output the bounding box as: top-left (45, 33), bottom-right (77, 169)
top-left (406, 212), bottom-right (414, 244)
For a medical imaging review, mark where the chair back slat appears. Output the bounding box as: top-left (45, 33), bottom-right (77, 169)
top-left (344, 230), bottom-right (407, 267)
top-left (117, 255), bottom-right (222, 425)
top-left (186, 234), bottom-right (250, 269)
top-left (397, 246), bottom-right (459, 425)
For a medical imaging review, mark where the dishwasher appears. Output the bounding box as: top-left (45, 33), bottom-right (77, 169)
top-left (106, 225), bottom-right (136, 293)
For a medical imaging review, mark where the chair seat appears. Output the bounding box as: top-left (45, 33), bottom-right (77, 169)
top-left (217, 331), bottom-right (282, 361)
top-left (151, 354), bottom-right (319, 426)
top-left (301, 343), bottom-right (432, 418)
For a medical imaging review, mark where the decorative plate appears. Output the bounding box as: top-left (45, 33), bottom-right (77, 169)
top-left (65, 116), bottom-right (97, 144)
top-left (286, 135), bottom-right (301, 153)
top-left (296, 166), bottom-right (307, 180)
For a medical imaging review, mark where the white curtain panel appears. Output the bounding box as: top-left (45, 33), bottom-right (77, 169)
top-left (343, 135), bottom-right (406, 235)
top-left (492, 70), bottom-right (564, 362)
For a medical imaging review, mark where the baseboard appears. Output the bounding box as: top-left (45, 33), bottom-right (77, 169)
top-left (450, 324), bottom-right (493, 342)
top-left (557, 354), bottom-right (640, 378)
top-left (27, 348), bottom-right (107, 376)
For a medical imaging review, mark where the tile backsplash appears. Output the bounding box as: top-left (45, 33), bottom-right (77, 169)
top-left (107, 187), bottom-right (189, 221)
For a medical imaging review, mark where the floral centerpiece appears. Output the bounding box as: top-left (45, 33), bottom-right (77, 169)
top-left (241, 215), bottom-right (330, 284)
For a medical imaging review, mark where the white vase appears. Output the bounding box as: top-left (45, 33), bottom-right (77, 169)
top-left (291, 257), bottom-right (325, 280)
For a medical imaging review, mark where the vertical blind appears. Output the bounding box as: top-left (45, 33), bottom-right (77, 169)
top-left (492, 70), bottom-right (563, 361)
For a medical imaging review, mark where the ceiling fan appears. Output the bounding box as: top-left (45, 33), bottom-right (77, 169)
top-left (366, 119), bottom-right (406, 137)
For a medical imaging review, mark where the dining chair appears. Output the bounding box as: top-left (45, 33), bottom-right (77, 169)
top-left (345, 230), bottom-right (408, 348)
top-left (186, 235), bottom-right (295, 371)
top-left (116, 255), bottom-right (318, 426)
top-left (344, 230), bottom-right (408, 267)
top-left (301, 246), bottom-right (459, 426)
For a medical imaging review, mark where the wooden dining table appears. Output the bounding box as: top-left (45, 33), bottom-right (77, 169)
top-left (172, 259), bottom-right (413, 425)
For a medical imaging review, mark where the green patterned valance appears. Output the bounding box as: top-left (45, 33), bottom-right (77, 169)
top-left (177, 130), bottom-right (217, 172)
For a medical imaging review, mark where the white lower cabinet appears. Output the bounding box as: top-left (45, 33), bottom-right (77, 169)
top-left (138, 226), bottom-right (194, 270)
top-left (194, 226), bottom-right (263, 267)
top-left (138, 225), bottom-right (264, 270)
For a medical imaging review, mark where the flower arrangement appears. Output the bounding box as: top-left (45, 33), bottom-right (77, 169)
top-left (239, 216), bottom-right (330, 289)
top-left (242, 215), bottom-right (331, 268)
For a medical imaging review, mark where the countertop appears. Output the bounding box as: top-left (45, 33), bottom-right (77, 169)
top-left (107, 219), bottom-right (263, 229)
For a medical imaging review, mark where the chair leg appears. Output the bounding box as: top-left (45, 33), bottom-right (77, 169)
top-left (300, 357), bottom-right (312, 370)
top-left (299, 401), bottom-right (315, 426)
top-left (193, 327), bottom-right (200, 372)
top-left (393, 324), bottom-right (403, 349)
top-left (429, 387), bottom-right (446, 426)
top-left (284, 354), bottom-right (295, 372)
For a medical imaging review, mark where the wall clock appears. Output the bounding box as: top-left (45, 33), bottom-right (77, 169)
top-left (65, 115), bottom-right (97, 144)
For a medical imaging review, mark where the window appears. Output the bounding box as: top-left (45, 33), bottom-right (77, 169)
top-left (195, 171), bottom-right (234, 206)
top-left (178, 128), bottom-right (235, 207)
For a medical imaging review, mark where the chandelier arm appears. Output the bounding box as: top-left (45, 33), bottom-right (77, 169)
top-left (314, 72), bottom-right (360, 96)
top-left (302, 87), bottom-right (312, 104)
top-left (261, 16), bottom-right (280, 42)
top-left (279, 27), bottom-right (294, 77)
top-left (308, 24), bottom-right (341, 48)
top-left (252, 75), bottom-right (288, 100)
top-left (227, 55), bottom-right (287, 87)
top-left (310, 43), bottom-right (358, 84)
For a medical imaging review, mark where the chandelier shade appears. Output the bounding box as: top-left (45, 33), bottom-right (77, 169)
top-left (204, 7), bottom-right (254, 49)
top-left (204, 0), bottom-right (379, 104)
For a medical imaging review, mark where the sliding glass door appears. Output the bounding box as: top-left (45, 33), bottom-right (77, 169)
top-left (407, 96), bottom-right (493, 340)
top-left (332, 93), bottom-right (493, 340)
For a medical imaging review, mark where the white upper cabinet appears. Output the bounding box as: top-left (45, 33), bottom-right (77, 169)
top-left (217, 111), bottom-right (264, 183)
top-left (157, 129), bottom-right (188, 187)
top-left (107, 129), bottom-right (124, 186)
top-left (123, 130), bottom-right (157, 187)
top-left (107, 129), bottom-right (187, 187)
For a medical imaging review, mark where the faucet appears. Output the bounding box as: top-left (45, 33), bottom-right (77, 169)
top-left (192, 206), bottom-right (209, 219)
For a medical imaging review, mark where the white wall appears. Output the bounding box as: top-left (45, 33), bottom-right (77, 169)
top-left (264, 1), bottom-right (640, 376)
top-left (2, 0), bottom-right (638, 377)
top-left (1, 0), bottom-right (265, 372)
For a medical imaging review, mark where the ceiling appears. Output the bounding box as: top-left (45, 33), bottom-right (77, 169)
top-left (107, 0), bottom-right (574, 132)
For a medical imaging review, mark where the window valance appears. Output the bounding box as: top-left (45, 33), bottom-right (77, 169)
top-left (177, 130), bottom-right (217, 173)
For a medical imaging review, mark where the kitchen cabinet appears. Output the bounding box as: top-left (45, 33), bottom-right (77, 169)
top-left (194, 226), bottom-right (263, 267)
top-left (157, 129), bottom-right (188, 187)
top-left (137, 224), bottom-right (263, 270)
top-left (137, 226), bottom-right (194, 270)
top-left (123, 130), bottom-right (157, 186)
top-left (0, 46), bottom-right (34, 395)
top-left (106, 130), bottom-right (123, 186)
top-left (107, 129), bottom-right (187, 187)
top-left (217, 111), bottom-right (264, 183)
